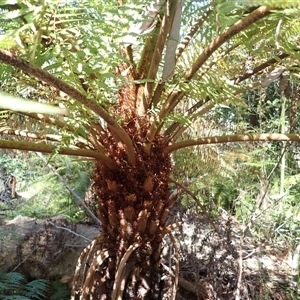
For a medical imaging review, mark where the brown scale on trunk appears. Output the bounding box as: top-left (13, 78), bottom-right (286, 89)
top-left (79, 53), bottom-right (174, 297)
top-left (89, 119), bottom-right (173, 298)
top-left (114, 63), bottom-right (138, 121)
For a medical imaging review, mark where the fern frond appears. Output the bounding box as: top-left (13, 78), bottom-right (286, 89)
top-left (22, 279), bottom-right (49, 300)
top-left (0, 270), bottom-right (25, 292)
top-left (0, 296), bottom-right (31, 300)
top-left (238, 0), bottom-right (300, 8)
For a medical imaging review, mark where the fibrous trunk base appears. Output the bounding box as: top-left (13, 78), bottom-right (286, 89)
top-left (72, 127), bottom-right (175, 299)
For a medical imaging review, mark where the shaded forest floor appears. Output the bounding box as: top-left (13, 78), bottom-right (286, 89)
top-left (1, 204), bottom-right (300, 300)
top-left (170, 205), bottom-right (300, 300)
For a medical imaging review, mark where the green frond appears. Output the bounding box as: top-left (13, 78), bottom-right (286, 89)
top-left (0, 269), bottom-right (50, 300)
top-left (23, 279), bottom-right (49, 300)
top-left (0, 269), bottom-right (25, 292)
top-left (238, 0), bottom-right (300, 8)
top-left (0, 34), bottom-right (18, 49)
top-left (0, 296), bottom-right (31, 300)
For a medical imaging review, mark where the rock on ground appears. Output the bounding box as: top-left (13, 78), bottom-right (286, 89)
top-left (0, 215), bottom-right (99, 281)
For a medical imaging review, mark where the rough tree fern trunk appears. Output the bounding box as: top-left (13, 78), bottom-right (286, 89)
top-left (93, 137), bottom-right (172, 299)
top-left (71, 65), bottom-right (174, 300)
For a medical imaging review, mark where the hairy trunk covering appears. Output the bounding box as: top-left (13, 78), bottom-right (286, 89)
top-left (72, 66), bottom-right (174, 299)
top-left (95, 138), bottom-right (171, 299)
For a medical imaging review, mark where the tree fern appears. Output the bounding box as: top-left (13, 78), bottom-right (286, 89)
top-left (0, 0), bottom-right (300, 298)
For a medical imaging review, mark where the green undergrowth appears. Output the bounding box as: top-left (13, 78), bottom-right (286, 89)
top-left (0, 151), bottom-right (93, 223)
top-left (0, 268), bottom-right (70, 300)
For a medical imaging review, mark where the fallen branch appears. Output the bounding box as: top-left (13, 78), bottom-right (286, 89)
top-left (47, 220), bottom-right (92, 242)
top-left (36, 152), bottom-right (101, 226)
